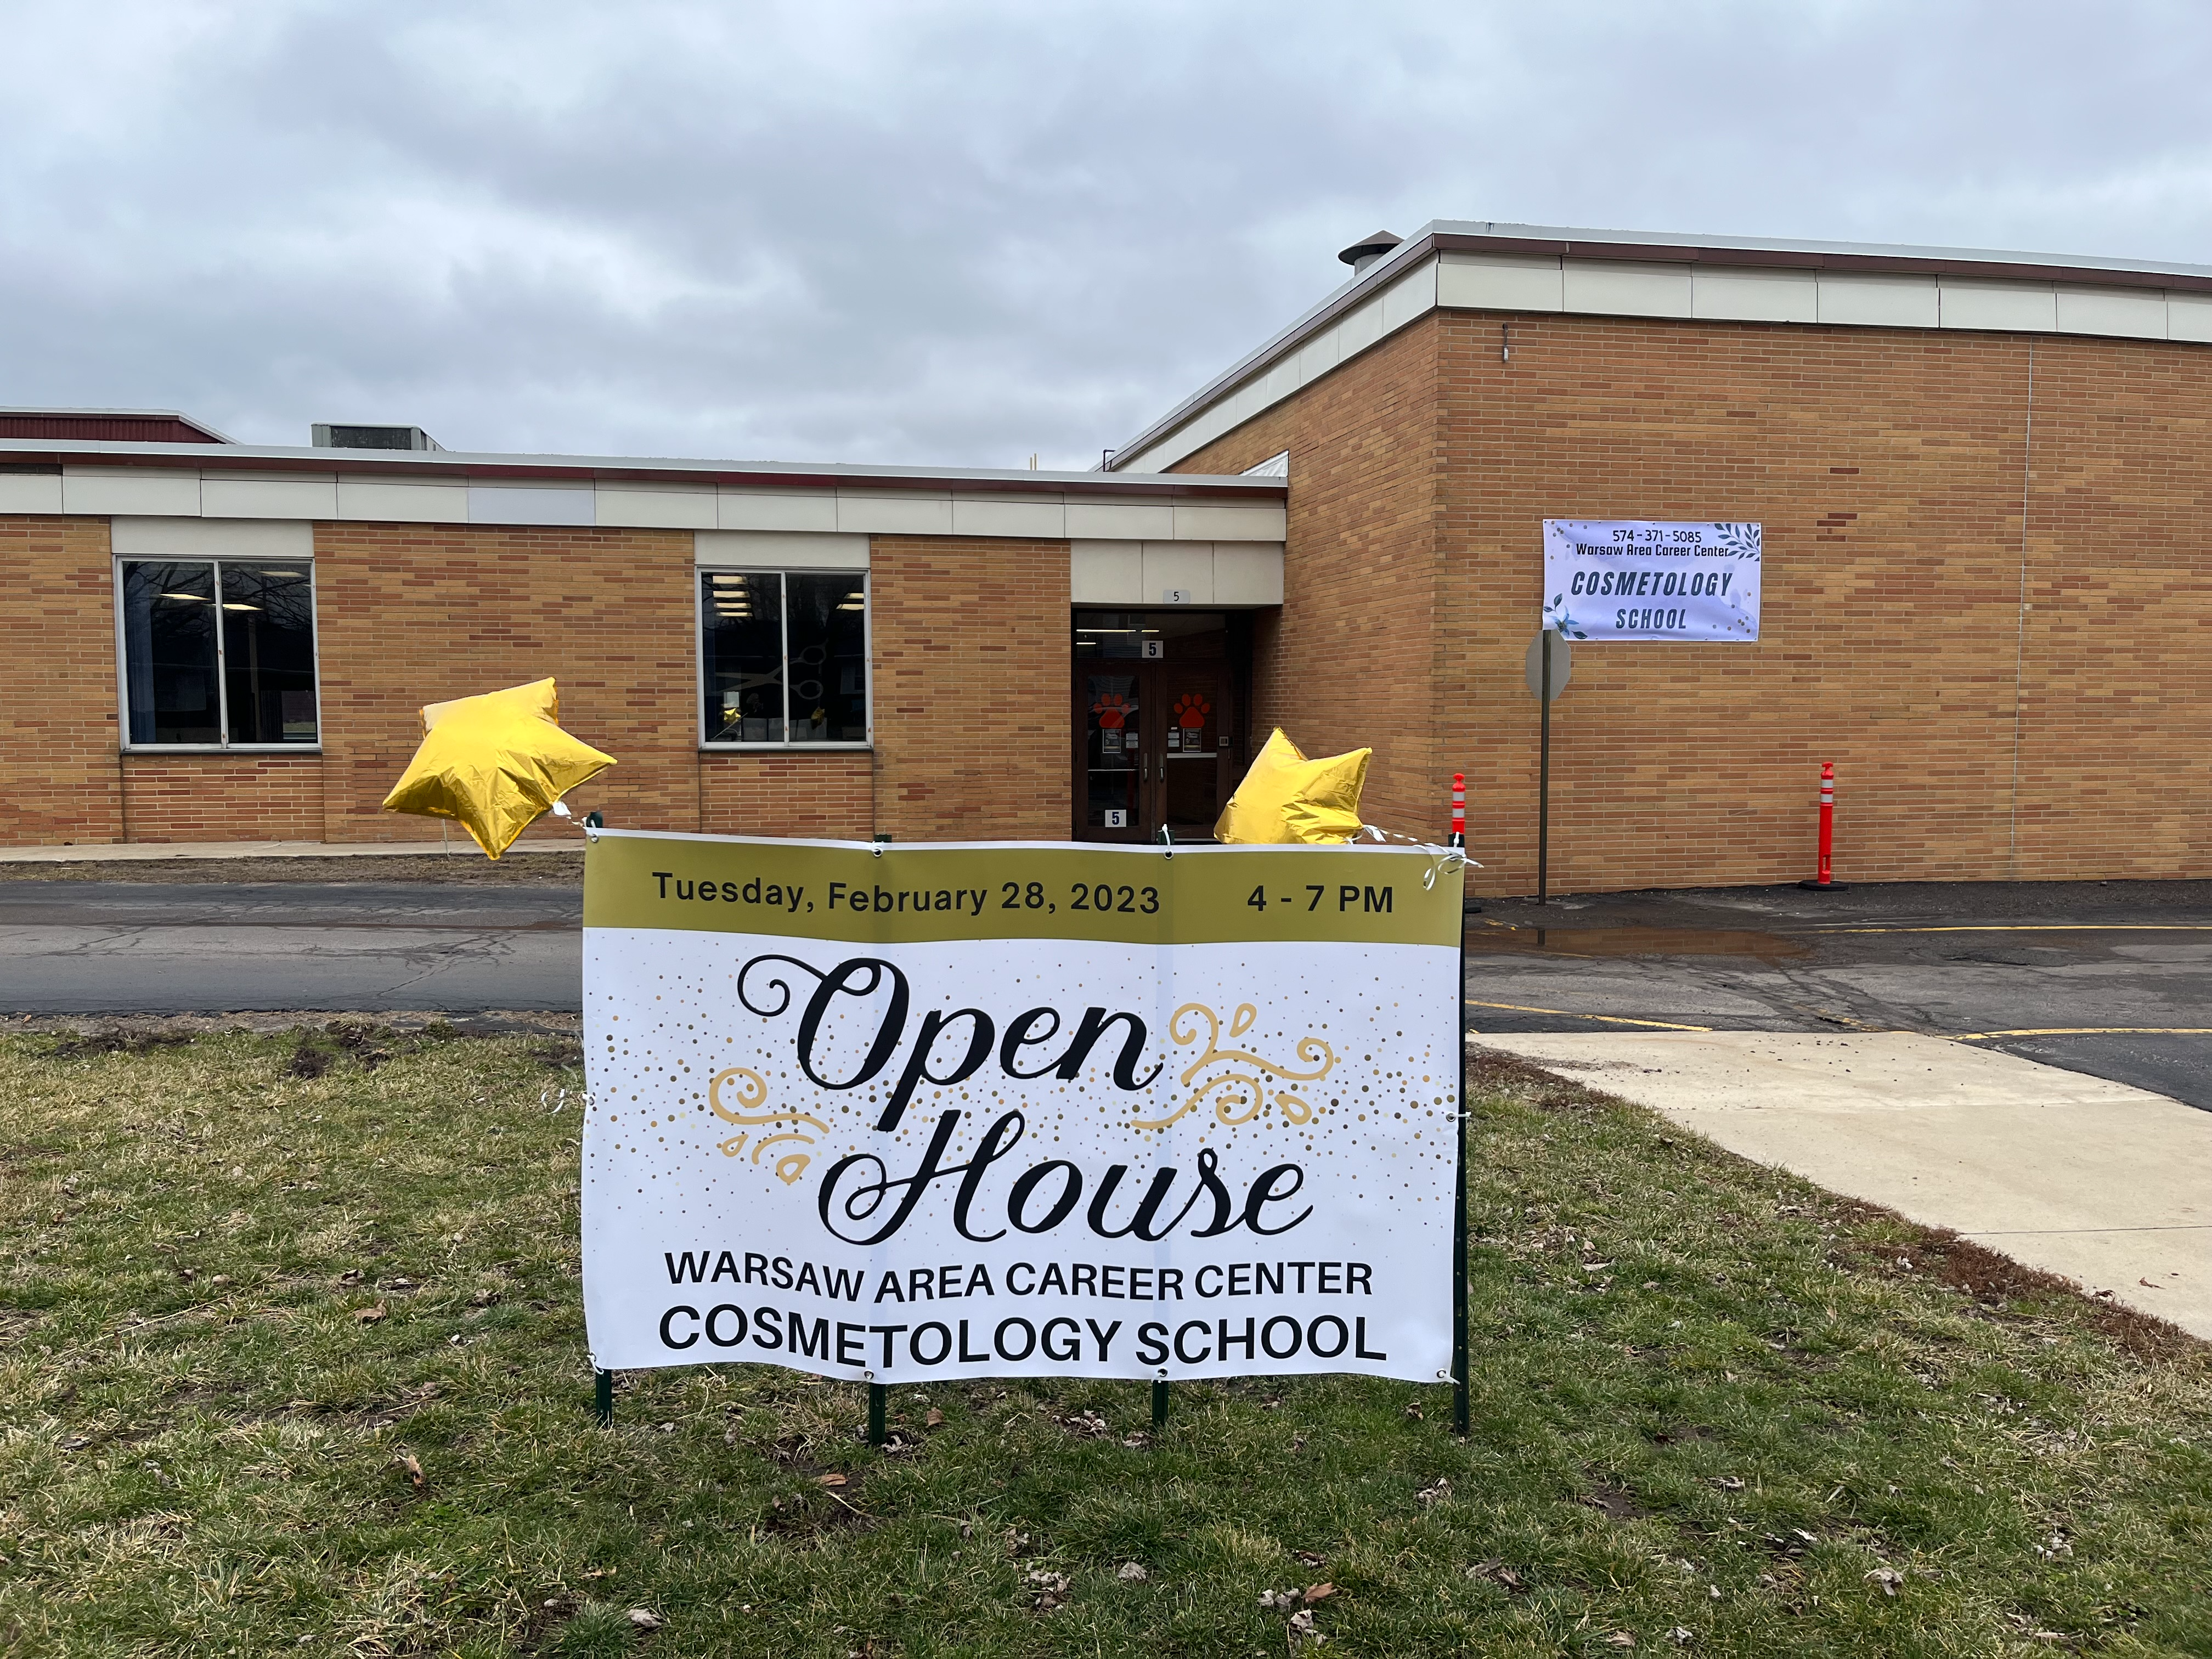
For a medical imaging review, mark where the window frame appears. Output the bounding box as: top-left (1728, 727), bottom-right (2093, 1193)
top-left (111, 554), bottom-right (324, 754)
top-left (696, 565), bottom-right (873, 751)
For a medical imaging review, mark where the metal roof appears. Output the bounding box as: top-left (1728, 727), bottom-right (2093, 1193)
top-left (0, 407), bottom-right (235, 442)
top-left (0, 436), bottom-right (1280, 499)
top-left (1418, 220), bottom-right (2212, 284)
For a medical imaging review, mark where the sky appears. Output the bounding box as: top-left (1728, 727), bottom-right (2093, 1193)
top-left (5, 1), bottom-right (2211, 470)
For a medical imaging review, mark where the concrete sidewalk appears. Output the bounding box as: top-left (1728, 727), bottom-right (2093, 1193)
top-left (1472, 1030), bottom-right (2212, 1339)
top-left (0, 839), bottom-right (573, 864)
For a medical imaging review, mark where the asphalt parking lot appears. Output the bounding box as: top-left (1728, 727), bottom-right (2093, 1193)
top-left (3, 871), bottom-right (2207, 1113)
top-left (1464, 879), bottom-right (2212, 1111)
top-left (0, 881), bottom-right (582, 1015)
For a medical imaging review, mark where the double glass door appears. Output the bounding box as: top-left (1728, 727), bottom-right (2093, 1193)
top-left (1074, 612), bottom-right (1236, 843)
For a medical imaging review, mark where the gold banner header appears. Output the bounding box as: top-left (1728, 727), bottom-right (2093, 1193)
top-left (582, 832), bottom-right (1463, 948)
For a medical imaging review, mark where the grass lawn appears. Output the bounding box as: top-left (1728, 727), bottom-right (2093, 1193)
top-left (2, 1029), bottom-right (2207, 1657)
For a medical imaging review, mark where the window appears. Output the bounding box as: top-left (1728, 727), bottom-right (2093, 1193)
top-left (700, 570), bottom-right (868, 746)
top-left (119, 559), bottom-right (319, 748)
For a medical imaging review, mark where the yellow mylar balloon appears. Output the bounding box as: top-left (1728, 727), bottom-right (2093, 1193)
top-left (1214, 727), bottom-right (1372, 845)
top-left (381, 678), bottom-right (614, 859)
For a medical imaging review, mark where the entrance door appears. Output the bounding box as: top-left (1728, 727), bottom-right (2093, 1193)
top-left (1076, 664), bottom-right (1149, 842)
top-left (1074, 612), bottom-right (1238, 842)
top-left (1156, 656), bottom-right (1227, 837)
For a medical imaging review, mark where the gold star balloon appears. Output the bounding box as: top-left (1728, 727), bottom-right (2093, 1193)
top-left (381, 678), bottom-right (614, 859)
top-left (1214, 727), bottom-right (1371, 844)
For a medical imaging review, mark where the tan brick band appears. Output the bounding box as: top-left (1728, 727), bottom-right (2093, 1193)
top-left (4, 521), bottom-right (1074, 850)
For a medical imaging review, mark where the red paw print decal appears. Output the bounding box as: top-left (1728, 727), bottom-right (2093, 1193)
top-left (1173, 693), bottom-right (1211, 729)
top-left (1093, 691), bottom-right (1133, 729)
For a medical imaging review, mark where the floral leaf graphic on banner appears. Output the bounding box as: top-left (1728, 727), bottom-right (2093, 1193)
top-left (1712, 522), bottom-right (1762, 560)
top-left (707, 1065), bottom-right (827, 1186)
top-left (1540, 594), bottom-right (1587, 640)
top-left (1132, 1002), bottom-right (1335, 1131)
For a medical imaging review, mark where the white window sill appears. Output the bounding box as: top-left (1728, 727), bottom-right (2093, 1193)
top-left (120, 745), bottom-right (324, 756)
top-left (699, 743), bottom-right (873, 753)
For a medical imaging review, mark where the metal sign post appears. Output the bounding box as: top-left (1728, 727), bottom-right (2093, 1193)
top-left (1523, 629), bottom-right (1571, 905)
top-left (1538, 633), bottom-right (1551, 905)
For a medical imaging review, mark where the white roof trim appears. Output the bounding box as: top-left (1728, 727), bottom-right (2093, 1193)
top-left (1110, 224), bottom-right (2212, 473)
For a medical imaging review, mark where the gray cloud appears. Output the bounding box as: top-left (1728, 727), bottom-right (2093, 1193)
top-left (4, 0), bottom-right (2211, 467)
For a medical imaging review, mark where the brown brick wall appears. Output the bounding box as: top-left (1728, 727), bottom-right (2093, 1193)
top-left (1175, 308), bottom-right (2212, 891)
top-left (121, 755), bottom-right (324, 842)
top-left (2, 515), bottom-right (126, 845)
top-left (1168, 320), bottom-right (1445, 837)
top-left (1430, 312), bottom-right (2039, 893)
top-left (701, 753), bottom-right (873, 839)
top-left (2, 517), bottom-right (1073, 849)
top-left (310, 522), bottom-right (698, 842)
top-left (2011, 336), bottom-right (2212, 879)
top-left (870, 535), bottom-right (1071, 842)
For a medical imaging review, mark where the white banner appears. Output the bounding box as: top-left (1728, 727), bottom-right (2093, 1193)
top-left (1542, 520), bottom-right (1762, 642)
top-left (579, 831), bottom-right (1463, 1386)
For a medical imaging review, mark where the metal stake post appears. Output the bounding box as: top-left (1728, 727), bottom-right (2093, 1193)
top-left (1537, 629), bottom-right (1553, 906)
top-left (866, 1382), bottom-right (887, 1444)
top-left (594, 1368), bottom-right (613, 1427)
top-left (1450, 803), bottom-right (1471, 1436)
top-left (1153, 822), bottom-right (1175, 1436)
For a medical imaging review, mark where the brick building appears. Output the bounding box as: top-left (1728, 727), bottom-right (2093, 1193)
top-left (1107, 222), bottom-right (2212, 890)
top-left (2, 450), bottom-right (1285, 851)
top-left (7, 220), bottom-right (2212, 890)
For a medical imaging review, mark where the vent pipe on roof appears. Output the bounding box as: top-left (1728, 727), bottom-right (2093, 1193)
top-left (1338, 230), bottom-right (1403, 276)
top-left (312, 423), bottom-right (443, 452)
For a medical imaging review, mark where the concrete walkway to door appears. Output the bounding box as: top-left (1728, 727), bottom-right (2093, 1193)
top-left (1471, 1030), bottom-right (2212, 1340)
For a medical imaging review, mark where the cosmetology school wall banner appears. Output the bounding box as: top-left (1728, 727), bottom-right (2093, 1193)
top-left (1541, 519), bottom-right (1762, 641)
top-left (579, 831), bottom-right (1465, 1386)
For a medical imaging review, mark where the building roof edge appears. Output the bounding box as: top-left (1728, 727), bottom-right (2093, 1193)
top-left (0, 438), bottom-right (1283, 499)
top-left (1102, 219), bottom-right (2212, 470)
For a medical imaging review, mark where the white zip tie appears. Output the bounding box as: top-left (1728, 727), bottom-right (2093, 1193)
top-left (1355, 822), bottom-right (1483, 888)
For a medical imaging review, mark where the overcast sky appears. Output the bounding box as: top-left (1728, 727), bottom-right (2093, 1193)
top-left (5, 1), bottom-right (2210, 469)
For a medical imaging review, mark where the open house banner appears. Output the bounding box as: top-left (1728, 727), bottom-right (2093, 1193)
top-left (1542, 519), bottom-right (1762, 642)
top-left (579, 831), bottom-right (1463, 1386)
